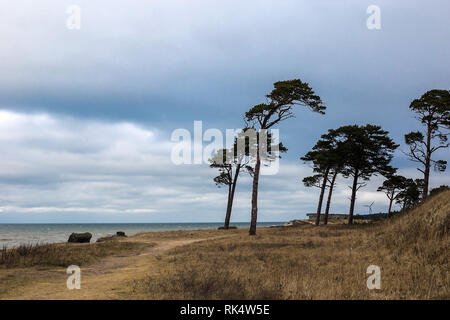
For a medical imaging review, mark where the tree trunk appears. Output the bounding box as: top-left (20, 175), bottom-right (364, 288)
top-left (315, 167), bottom-right (330, 226)
top-left (249, 151), bottom-right (261, 236)
top-left (223, 182), bottom-right (232, 229)
top-left (324, 170), bottom-right (338, 225)
top-left (423, 123), bottom-right (432, 199)
top-left (224, 165), bottom-right (241, 229)
top-left (387, 190), bottom-right (394, 218)
top-left (348, 168), bottom-right (359, 224)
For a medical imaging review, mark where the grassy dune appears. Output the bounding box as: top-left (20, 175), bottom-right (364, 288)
top-left (132, 190), bottom-right (449, 299)
top-left (0, 241), bottom-right (148, 268)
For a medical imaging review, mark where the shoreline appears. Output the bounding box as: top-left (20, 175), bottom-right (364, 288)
top-left (0, 222), bottom-right (285, 249)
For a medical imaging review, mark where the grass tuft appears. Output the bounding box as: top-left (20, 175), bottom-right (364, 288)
top-left (0, 241), bottom-right (146, 268)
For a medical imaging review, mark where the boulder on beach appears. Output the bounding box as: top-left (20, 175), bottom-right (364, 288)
top-left (68, 232), bottom-right (92, 243)
top-left (97, 231), bottom-right (127, 242)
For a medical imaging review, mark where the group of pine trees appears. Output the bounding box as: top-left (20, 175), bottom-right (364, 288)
top-left (303, 89), bottom-right (449, 225)
top-left (209, 79), bottom-right (449, 234)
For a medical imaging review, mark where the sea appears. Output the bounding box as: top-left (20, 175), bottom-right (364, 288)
top-left (0, 222), bottom-right (283, 248)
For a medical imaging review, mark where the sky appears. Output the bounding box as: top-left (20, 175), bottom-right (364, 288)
top-left (0, 0), bottom-right (449, 223)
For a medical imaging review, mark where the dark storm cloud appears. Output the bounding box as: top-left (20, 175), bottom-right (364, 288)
top-left (1, 1), bottom-right (448, 124)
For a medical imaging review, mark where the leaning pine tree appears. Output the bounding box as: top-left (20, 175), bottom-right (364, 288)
top-left (323, 166), bottom-right (340, 225)
top-left (209, 148), bottom-right (234, 228)
top-left (245, 79), bottom-right (326, 235)
top-left (302, 173), bottom-right (328, 225)
top-left (396, 178), bottom-right (424, 211)
top-left (331, 124), bottom-right (398, 224)
top-left (377, 175), bottom-right (408, 217)
top-left (209, 134), bottom-right (253, 229)
top-left (404, 89), bottom-right (450, 199)
top-left (301, 130), bottom-right (343, 226)
top-left (321, 132), bottom-right (346, 225)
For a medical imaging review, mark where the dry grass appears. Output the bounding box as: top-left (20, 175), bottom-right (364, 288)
top-left (0, 241), bottom-right (148, 268)
top-left (0, 192), bottom-right (447, 300)
top-left (133, 191), bottom-right (449, 299)
top-left (133, 228), bottom-right (245, 241)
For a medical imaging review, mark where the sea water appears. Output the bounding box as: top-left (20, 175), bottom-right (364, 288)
top-left (0, 222), bottom-right (282, 248)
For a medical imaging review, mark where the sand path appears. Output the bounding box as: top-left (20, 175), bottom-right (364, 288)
top-left (3, 236), bottom-right (226, 300)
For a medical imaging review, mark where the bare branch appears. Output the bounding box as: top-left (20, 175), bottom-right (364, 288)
top-left (430, 143), bottom-right (449, 153)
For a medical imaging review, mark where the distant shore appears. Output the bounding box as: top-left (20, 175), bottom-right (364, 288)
top-left (0, 222), bottom-right (284, 248)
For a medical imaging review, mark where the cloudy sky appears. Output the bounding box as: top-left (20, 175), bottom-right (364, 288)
top-left (0, 0), bottom-right (449, 223)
